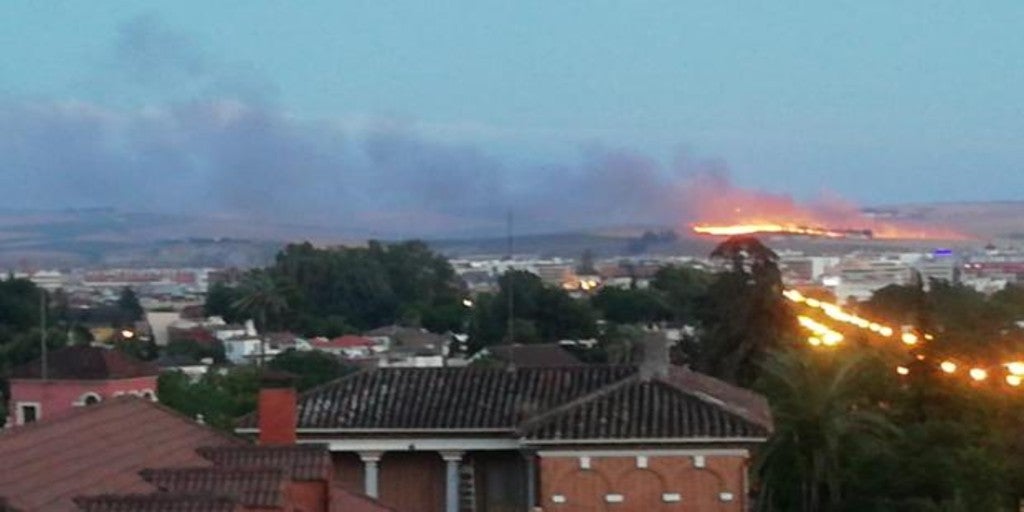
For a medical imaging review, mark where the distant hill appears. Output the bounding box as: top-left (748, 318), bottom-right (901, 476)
top-left (0, 202), bottom-right (1021, 268)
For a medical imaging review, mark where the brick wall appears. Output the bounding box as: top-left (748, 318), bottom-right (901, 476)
top-left (379, 452), bottom-right (444, 512)
top-left (538, 452), bottom-right (748, 512)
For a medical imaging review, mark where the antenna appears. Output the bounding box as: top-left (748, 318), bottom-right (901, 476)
top-left (40, 290), bottom-right (48, 381)
top-left (506, 211), bottom-right (514, 344)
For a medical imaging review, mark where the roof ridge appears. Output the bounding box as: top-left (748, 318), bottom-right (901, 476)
top-left (516, 372), bottom-right (641, 435)
top-left (658, 367), bottom-right (773, 431)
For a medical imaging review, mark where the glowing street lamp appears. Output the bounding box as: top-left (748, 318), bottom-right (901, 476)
top-left (940, 361), bottom-right (957, 374)
top-left (896, 366), bottom-right (910, 376)
top-left (969, 368), bottom-right (988, 381)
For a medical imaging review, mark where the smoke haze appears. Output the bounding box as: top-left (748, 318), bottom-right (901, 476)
top-left (0, 14), bottom-right (901, 239)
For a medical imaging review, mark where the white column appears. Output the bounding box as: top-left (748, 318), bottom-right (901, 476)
top-left (440, 451), bottom-right (464, 512)
top-left (360, 451), bottom-right (383, 498)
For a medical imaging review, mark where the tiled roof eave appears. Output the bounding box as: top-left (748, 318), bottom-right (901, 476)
top-left (238, 427), bottom-right (519, 435)
top-left (520, 436), bottom-right (770, 445)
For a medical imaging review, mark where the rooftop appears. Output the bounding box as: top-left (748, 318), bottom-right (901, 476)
top-left (239, 364), bottom-right (772, 444)
top-left (481, 344), bottom-right (583, 367)
top-left (0, 398), bottom-right (240, 511)
top-left (74, 494), bottom-right (238, 512)
top-left (9, 345), bottom-right (159, 380)
top-left (139, 468), bottom-right (284, 509)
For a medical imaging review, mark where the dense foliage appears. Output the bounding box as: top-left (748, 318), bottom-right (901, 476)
top-left (157, 350), bottom-right (358, 431)
top-left (753, 278), bottom-right (1024, 511)
top-left (206, 241), bottom-right (467, 337)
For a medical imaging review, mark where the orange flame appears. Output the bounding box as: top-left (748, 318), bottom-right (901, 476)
top-left (683, 173), bottom-right (968, 240)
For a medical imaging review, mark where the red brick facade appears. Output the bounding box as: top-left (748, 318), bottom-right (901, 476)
top-left (538, 452), bottom-right (748, 512)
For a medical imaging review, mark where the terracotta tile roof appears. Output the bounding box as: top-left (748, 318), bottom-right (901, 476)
top-left (314, 335), bottom-right (374, 349)
top-left (518, 370), bottom-right (772, 442)
top-left (74, 493), bottom-right (238, 512)
top-left (482, 344), bottom-right (583, 367)
top-left (9, 345), bottom-right (159, 380)
top-left (197, 445), bottom-right (331, 481)
top-left (0, 398), bottom-right (242, 511)
top-left (139, 468), bottom-right (284, 509)
top-left (239, 366), bottom-right (637, 431)
top-left (330, 485), bottom-right (397, 512)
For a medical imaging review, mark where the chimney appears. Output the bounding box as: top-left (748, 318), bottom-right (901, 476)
top-left (639, 331), bottom-right (671, 380)
top-left (258, 371), bottom-right (297, 446)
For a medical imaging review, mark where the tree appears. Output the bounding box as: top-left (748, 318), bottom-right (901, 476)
top-left (116, 287), bottom-right (144, 324)
top-left (157, 367), bottom-right (261, 431)
top-left (267, 349), bottom-right (358, 391)
top-left (591, 287), bottom-right (670, 324)
top-left (577, 249), bottom-right (597, 275)
top-left (469, 271), bottom-right (598, 348)
top-left (651, 265), bottom-right (712, 323)
top-left (756, 350), bottom-right (896, 512)
top-left (205, 282), bottom-right (244, 323)
top-left (694, 236), bottom-right (795, 385)
top-left (232, 270), bottom-right (289, 365)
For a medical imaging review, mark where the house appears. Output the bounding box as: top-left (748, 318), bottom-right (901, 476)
top-left (364, 325), bottom-right (447, 354)
top-left (237, 348), bottom-right (773, 512)
top-left (155, 353), bottom-right (213, 382)
top-left (311, 335), bottom-right (377, 359)
top-left (0, 393), bottom-right (391, 511)
top-left (4, 345), bottom-right (159, 427)
top-left (364, 326), bottom-right (450, 367)
top-left (471, 343), bottom-right (583, 368)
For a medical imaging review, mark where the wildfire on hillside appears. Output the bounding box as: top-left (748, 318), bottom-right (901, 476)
top-left (683, 173), bottom-right (967, 241)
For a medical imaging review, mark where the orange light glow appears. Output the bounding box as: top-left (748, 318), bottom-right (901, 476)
top-left (940, 361), bottom-right (957, 374)
top-left (969, 368), bottom-right (988, 381)
top-left (1007, 375), bottom-right (1022, 387)
top-left (901, 333), bottom-right (919, 346)
top-left (896, 366), bottom-right (910, 376)
top-left (1006, 362), bottom-right (1024, 376)
top-left (693, 224), bottom-right (847, 238)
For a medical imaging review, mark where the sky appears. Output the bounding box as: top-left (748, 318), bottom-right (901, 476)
top-left (1, 2), bottom-right (1023, 236)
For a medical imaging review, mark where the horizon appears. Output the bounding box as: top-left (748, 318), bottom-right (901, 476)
top-left (2, 3), bottom-right (1023, 237)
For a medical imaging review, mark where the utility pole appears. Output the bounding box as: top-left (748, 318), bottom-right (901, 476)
top-left (506, 211), bottom-right (514, 344)
top-left (40, 290), bottom-right (48, 381)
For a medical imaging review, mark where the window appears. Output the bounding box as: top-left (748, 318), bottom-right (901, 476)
top-left (17, 403), bottom-right (40, 425)
top-left (76, 392), bottom-right (102, 406)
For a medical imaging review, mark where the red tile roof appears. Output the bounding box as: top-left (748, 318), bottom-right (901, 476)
top-left (0, 398), bottom-right (242, 511)
top-left (74, 493), bottom-right (239, 512)
top-left (314, 335), bottom-right (374, 349)
top-left (139, 468), bottom-right (284, 509)
top-left (196, 445), bottom-right (331, 481)
top-left (9, 346), bottom-right (159, 380)
top-left (330, 486), bottom-right (397, 512)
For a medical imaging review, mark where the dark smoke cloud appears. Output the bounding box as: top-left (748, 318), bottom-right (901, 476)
top-left (0, 14), bottom-right (725, 237)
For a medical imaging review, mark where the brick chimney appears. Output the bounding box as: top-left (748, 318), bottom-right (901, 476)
top-left (258, 371), bottom-right (297, 446)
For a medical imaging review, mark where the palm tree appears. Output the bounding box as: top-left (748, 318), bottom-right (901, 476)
top-left (756, 350), bottom-right (897, 512)
top-left (232, 270), bottom-right (288, 366)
